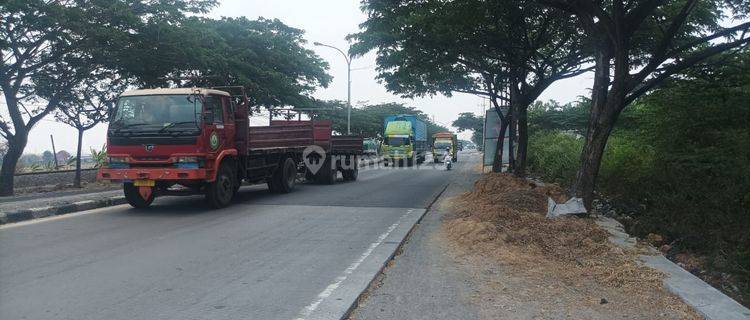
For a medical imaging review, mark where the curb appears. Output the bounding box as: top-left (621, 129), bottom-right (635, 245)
top-left (0, 196), bottom-right (127, 225)
top-left (0, 157), bottom-right (383, 227)
top-left (596, 217), bottom-right (750, 320)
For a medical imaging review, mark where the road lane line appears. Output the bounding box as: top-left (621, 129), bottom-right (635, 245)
top-left (0, 204), bottom-right (128, 230)
top-left (293, 208), bottom-right (414, 320)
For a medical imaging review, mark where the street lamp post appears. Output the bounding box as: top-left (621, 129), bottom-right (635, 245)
top-left (314, 42), bottom-right (352, 135)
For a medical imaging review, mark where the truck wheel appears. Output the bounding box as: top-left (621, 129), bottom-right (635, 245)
top-left (406, 156), bottom-right (414, 167)
top-left (233, 181), bottom-right (241, 195)
top-left (270, 158), bottom-right (297, 193)
top-left (205, 162), bottom-right (235, 208)
top-left (124, 183), bottom-right (154, 208)
top-left (305, 169), bottom-right (316, 182)
top-left (316, 157), bottom-right (337, 185)
top-left (342, 158), bottom-right (359, 181)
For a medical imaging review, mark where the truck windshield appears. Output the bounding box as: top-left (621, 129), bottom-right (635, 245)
top-left (434, 141), bottom-right (452, 149)
top-left (112, 95), bottom-right (199, 128)
top-left (385, 137), bottom-right (410, 147)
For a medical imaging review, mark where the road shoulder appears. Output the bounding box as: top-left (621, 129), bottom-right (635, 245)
top-left (350, 155), bottom-right (481, 320)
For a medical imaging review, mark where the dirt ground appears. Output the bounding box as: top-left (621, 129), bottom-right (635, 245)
top-left (441, 173), bottom-right (700, 319)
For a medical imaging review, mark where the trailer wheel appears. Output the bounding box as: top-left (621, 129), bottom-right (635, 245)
top-left (205, 162), bottom-right (235, 208)
top-left (270, 157), bottom-right (297, 193)
top-left (316, 157), bottom-right (337, 185)
top-left (124, 183), bottom-right (154, 208)
top-left (305, 169), bottom-right (316, 182)
top-left (342, 157), bottom-right (359, 181)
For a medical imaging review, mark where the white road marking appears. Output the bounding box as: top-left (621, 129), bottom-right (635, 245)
top-left (293, 208), bottom-right (414, 320)
top-left (0, 204), bottom-right (128, 230)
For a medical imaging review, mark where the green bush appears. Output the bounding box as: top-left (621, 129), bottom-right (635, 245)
top-left (527, 51), bottom-right (750, 303)
top-left (527, 131), bottom-right (582, 186)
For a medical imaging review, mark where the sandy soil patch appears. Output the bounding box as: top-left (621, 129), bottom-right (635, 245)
top-left (441, 173), bottom-right (700, 319)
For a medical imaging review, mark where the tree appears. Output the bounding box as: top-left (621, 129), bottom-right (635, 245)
top-left (0, 0), bottom-right (215, 196)
top-left (41, 150), bottom-right (54, 164)
top-left (55, 73), bottom-right (124, 187)
top-left (310, 101), bottom-right (448, 138)
top-left (452, 112), bottom-right (484, 145)
top-left (350, 0), bottom-right (590, 174)
top-left (119, 16), bottom-right (332, 109)
top-left (0, 141), bottom-right (6, 166)
top-left (540, 0), bottom-right (750, 207)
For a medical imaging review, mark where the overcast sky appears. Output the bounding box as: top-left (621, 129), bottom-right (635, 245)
top-left (18, 0), bottom-right (593, 154)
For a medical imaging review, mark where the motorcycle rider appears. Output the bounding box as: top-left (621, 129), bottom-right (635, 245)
top-left (445, 146), bottom-right (452, 170)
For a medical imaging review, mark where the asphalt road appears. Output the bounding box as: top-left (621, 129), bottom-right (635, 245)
top-left (0, 154), bottom-right (473, 320)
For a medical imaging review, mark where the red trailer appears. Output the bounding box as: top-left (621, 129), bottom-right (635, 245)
top-left (98, 87), bottom-right (362, 208)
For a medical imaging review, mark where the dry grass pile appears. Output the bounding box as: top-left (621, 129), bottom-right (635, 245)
top-left (445, 172), bottom-right (668, 292)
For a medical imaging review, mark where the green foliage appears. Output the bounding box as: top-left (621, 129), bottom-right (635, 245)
top-left (309, 101), bottom-right (448, 138)
top-left (528, 50), bottom-right (750, 303)
top-left (452, 112), bottom-right (483, 145)
top-left (41, 151), bottom-right (54, 164)
top-left (528, 99), bottom-right (590, 134)
top-left (90, 145), bottom-right (108, 169)
top-left (527, 131), bottom-right (583, 186)
top-left (127, 17), bottom-right (332, 108)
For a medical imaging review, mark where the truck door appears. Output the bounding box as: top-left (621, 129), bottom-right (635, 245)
top-left (204, 95), bottom-right (227, 154)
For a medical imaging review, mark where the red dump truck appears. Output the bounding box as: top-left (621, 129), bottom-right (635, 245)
top-left (98, 87), bottom-right (362, 209)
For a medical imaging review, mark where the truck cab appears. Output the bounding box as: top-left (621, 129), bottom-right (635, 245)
top-left (100, 88), bottom-right (241, 207)
top-left (431, 132), bottom-right (458, 163)
top-left (382, 114), bottom-right (427, 166)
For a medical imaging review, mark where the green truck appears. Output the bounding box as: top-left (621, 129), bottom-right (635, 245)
top-left (382, 114), bottom-right (427, 166)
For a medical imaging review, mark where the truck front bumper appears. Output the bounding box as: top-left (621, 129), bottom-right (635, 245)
top-left (98, 168), bottom-right (208, 181)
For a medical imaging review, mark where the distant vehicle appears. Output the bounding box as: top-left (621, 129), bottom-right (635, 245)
top-left (431, 132), bottom-right (458, 163)
top-left (98, 87), bottom-right (362, 209)
top-left (363, 138), bottom-right (380, 156)
top-left (382, 115), bottom-right (427, 166)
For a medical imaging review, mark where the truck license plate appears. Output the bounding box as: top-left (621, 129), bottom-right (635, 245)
top-left (133, 179), bottom-right (155, 187)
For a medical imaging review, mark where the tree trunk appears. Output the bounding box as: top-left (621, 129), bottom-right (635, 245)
top-left (514, 105), bottom-right (529, 177)
top-left (571, 49), bottom-right (623, 209)
top-left (570, 111), bottom-right (616, 208)
top-left (507, 105), bottom-right (516, 172)
top-left (0, 136), bottom-right (27, 196)
top-left (492, 118), bottom-right (509, 173)
top-left (74, 128), bottom-right (84, 188)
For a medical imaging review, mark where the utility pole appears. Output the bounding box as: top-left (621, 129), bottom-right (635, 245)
top-left (50, 135), bottom-right (59, 169)
top-left (314, 42), bottom-right (353, 135)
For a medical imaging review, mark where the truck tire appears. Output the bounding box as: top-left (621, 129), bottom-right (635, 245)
top-left (205, 162), bottom-right (235, 208)
top-left (305, 169), bottom-right (316, 181)
top-left (124, 183), bottom-right (154, 208)
top-left (342, 157), bottom-right (359, 181)
top-left (316, 157), bottom-right (337, 185)
top-left (270, 157), bottom-right (297, 193)
top-left (406, 156), bottom-right (414, 167)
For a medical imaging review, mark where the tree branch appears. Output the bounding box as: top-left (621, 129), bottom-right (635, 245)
top-left (625, 36), bottom-right (750, 106)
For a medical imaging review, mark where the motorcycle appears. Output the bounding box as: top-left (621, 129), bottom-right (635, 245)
top-left (444, 147), bottom-right (452, 170)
